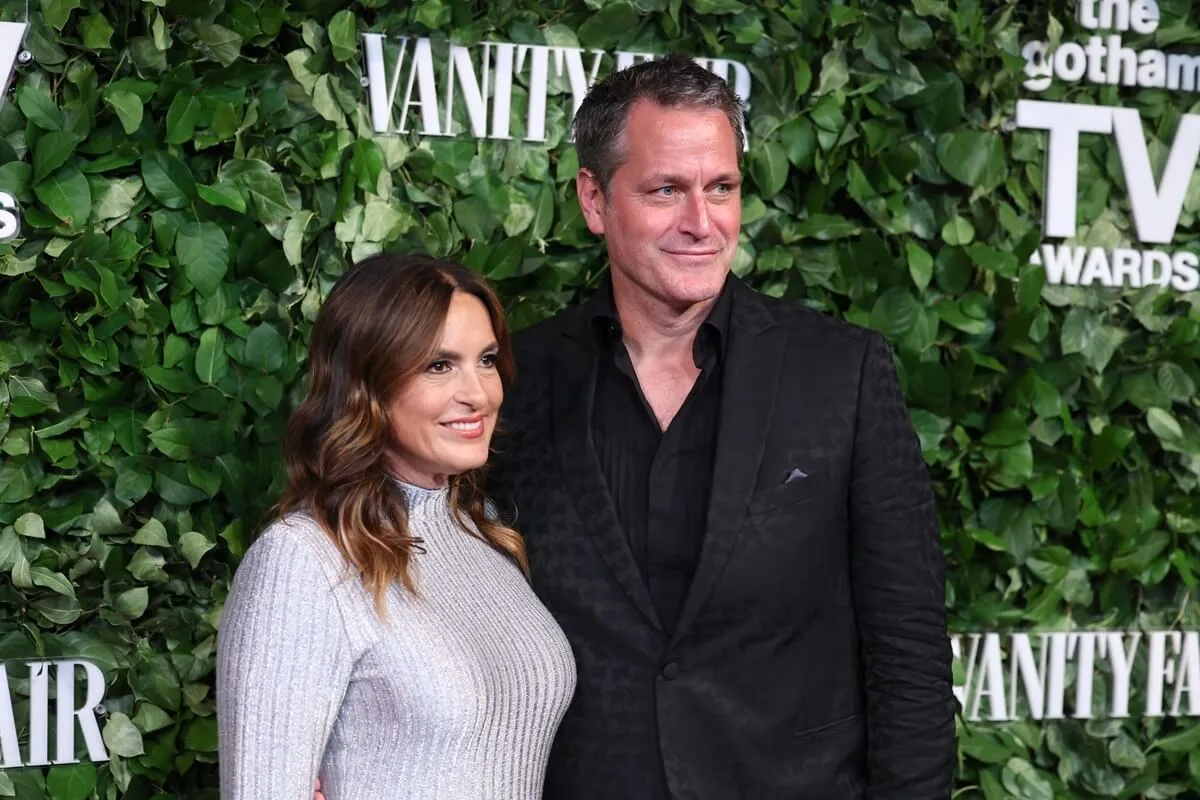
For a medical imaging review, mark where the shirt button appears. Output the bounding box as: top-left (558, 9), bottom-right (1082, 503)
top-left (661, 661), bottom-right (681, 681)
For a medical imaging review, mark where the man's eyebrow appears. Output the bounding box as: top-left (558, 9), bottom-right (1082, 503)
top-left (642, 172), bottom-right (742, 186)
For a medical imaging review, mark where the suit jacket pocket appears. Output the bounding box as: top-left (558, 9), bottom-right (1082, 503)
top-left (747, 477), bottom-right (827, 517)
top-left (791, 712), bottom-right (861, 742)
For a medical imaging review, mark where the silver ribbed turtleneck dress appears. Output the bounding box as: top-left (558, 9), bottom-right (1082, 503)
top-left (215, 482), bottom-right (577, 799)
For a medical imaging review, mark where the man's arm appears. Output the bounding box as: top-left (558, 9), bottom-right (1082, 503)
top-left (848, 331), bottom-right (956, 799)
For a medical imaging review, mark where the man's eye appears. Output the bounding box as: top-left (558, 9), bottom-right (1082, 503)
top-left (656, 186), bottom-right (676, 197)
top-left (713, 183), bottom-right (730, 194)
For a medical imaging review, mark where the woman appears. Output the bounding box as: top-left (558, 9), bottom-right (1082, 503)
top-left (216, 253), bottom-right (576, 799)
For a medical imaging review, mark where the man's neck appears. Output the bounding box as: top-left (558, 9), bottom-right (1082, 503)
top-left (610, 276), bottom-right (717, 363)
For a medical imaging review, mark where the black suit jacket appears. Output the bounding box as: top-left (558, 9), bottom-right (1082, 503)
top-left (489, 277), bottom-right (955, 800)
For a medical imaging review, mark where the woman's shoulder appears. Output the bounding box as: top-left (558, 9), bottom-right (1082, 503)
top-left (239, 512), bottom-right (356, 589)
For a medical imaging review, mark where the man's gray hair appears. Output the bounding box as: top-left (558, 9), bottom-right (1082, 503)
top-left (571, 52), bottom-right (745, 194)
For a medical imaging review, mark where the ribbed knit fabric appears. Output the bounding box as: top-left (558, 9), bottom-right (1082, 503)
top-left (215, 482), bottom-right (577, 800)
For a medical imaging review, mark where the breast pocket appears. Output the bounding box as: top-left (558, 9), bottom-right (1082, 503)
top-left (747, 476), bottom-right (828, 517)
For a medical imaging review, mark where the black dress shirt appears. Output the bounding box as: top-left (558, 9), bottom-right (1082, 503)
top-left (589, 279), bottom-right (732, 634)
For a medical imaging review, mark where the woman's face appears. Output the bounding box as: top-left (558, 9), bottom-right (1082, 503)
top-left (385, 291), bottom-right (503, 488)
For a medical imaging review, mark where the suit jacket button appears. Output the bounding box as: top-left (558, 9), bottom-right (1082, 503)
top-left (661, 661), bottom-right (681, 680)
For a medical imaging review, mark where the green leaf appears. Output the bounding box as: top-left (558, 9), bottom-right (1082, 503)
top-left (128, 546), bottom-right (168, 582)
top-left (103, 89), bottom-right (144, 135)
top-left (165, 92), bottom-right (201, 144)
top-left (132, 517), bottom-right (170, 547)
top-left (178, 531), bottom-right (216, 568)
top-left (690, 0), bottom-right (743, 12)
top-left (814, 42), bottom-right (849, 95)
top-left (328, 10), bottom-right (358, 61)
top-left (220, 160), bottom-right (292, 222)
top-left (936, 131), bottom-right (1006, 190)
top-left (361, 201), bottom-right (409, 243)
top-left (899, 13), bottom-right (934, 48)
top-left (115, 470), bottom-right (152, 504)
top-left (102, 713), bottom-right (145, 758)
top-left (114, 586), bottom-right (149, 619)
top-left (149, 426), bottom-right (191, 460)
top-left (14, 512), bottom-right (45, 539)
top-left (176, 221), bottom-right (230, 296)
top-left (194, 22), bottom-right (243, 66)
top-left (414, 0), bottom-right (451, 28)
top-left (1109, 733), bottom-right (1146, 770)
top-left (0, 460), bottom-right (41, 503)
top-left (1001, 757), bottom-right (1054, 800)
top-left (1157, 362), bottom-right (1196, 402)
top-left (0, 162), bottom-right (33, 202)
top-left (750, 141), bottom-right (789, 197)
top-left (31, 567), bottom-right (76, 599)
top-left (311, 75), bottom-right (344, 125)
top-left (1082, 326), bottom-right (1124, 373)
top-left (130, 654), bottom-right (180, 710)
top-left (1090, 425), bottom-right (1134, 470)
top-left (779, 118), bottom-right (816, 168)
top-left (35, 166), bottom-right (92, 228)
top-left (8, 375), bottom-right (58, 417)
top-left (17, 84), bottom-right (63, 131)
top-left (283, 210), bottom-right (313, 266)
top-left (45, 764), bottom-right (95, 800)
top-left (244, 324), bottom-right (287, 372)
top-left (1060, 308), bottom-right (1099, 356)
top-left (1147, 407), bottom-right (1184, 443)
top-left (142, 152), bottom-right (196, 210)
top-left (132, 703), bottom-right (173, 733)
top-left (33, 132), bottom-right (81, 184)
top-left (195, 327), bottom-right (229, 384)
top-left (184, 717), bottom-right (219, 752)
top-left (1154, 721), bottom-right (1200, 753)
top-left (871, 288), bottom-right (921, 338)
top-left (78, 13), bottom-right (115, 48)
top-left (941, 216), bottom-right (975, 246)
top-left (197, 181), bottom-right (247, 214)
top-left (789, 214), bottom-right (861, 240)
top-left (92, 176), bottom-right (143, 222)
top-left (907, 241), bottom-right (934, 291)
top-left (42, 0), bottom-right (81, 31)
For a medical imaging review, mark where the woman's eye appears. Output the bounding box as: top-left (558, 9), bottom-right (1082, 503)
top-left (428, 360), bottom-right (451, 374)
top-left (480, 353), bottom-right (498, 368)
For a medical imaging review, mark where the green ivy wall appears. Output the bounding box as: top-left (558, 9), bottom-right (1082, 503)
top-left (1, 0), bottom-right (1199, 797)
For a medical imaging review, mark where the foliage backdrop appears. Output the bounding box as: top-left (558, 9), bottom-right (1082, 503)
top-left (2, 0), bottom-right (1200, 796)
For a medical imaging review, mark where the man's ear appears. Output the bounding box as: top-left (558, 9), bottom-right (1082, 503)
top-left (576, 168), bottom-right (607, 236)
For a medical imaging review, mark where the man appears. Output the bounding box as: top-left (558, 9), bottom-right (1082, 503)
top-left (488, 54), bottom-right (955, 798)
top-left (313, 53), bottom-right (953, 800)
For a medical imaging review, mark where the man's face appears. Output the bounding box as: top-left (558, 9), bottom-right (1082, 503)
top-left (578, 101), bottom-right (742, 311)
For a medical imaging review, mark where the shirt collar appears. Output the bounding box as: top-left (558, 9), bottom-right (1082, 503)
top-left (587, 273), bottom-right (734, 364)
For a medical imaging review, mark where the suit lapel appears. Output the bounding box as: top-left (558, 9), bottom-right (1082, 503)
top-left (550, 317), bottom-right (664, 633)
top-left (671, 282), bottom-right (788, 642)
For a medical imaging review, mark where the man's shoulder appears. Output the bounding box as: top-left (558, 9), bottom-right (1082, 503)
top-left (747, 287), bottom-right (880, 352)
top-left (510, 304), bottom-right (584, 363)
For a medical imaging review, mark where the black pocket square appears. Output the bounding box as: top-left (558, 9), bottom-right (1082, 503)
top-left (784, 467), bottom-right (808, 484)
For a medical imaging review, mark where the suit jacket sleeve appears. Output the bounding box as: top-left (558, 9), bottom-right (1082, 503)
top-left (849, 332), bottom-right (955, 799)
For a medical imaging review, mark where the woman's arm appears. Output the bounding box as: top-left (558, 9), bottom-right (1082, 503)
top-left (217, 521), bottom-right (355, 799)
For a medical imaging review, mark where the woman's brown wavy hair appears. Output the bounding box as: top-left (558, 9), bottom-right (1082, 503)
top-left (276, 252), bottom-right (527, 614)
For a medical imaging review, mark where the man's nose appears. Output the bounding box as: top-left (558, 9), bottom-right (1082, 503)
top-left (677, 192), bottom-right (711, 237)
